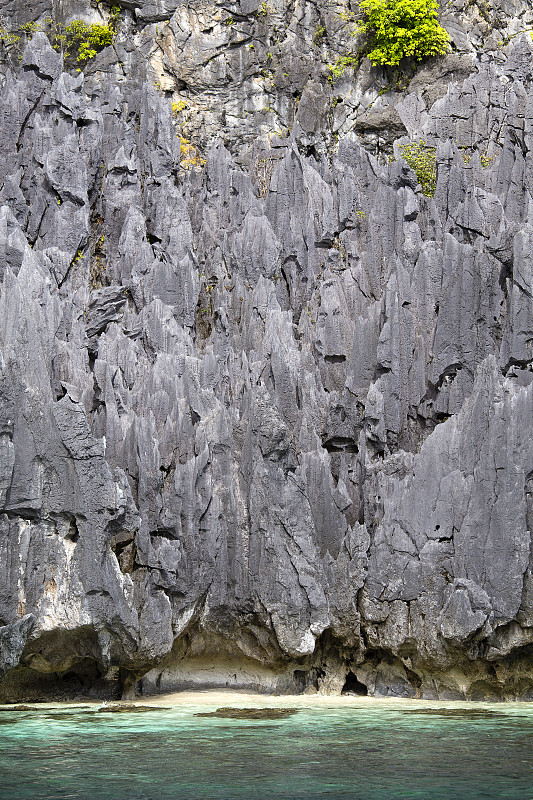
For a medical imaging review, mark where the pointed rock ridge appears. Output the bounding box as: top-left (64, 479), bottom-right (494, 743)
top-left (21, 31), bottom-right (62, 80)
top-left (0, 616), bottom-right (35, 674)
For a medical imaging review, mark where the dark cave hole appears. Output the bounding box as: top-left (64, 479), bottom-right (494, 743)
top-left (10, 657), bottom-right (124, 702)
top-left (66, 515), bottom-right (80, 543)
top-left (324, 354), bottom-right (346, 364)
top-left (304, 144), bottom-right (319, 160)
top-left (405, 667), bottom-right (422, 691)
top-left (341, 671), bottom-right (368, 696)
top-left (150, 527), bottom-right (178, 541)
top-left (54, 383), bottom-right (67, 401)
top-left (54, 657), bottom-right (123, 700)
top-left (323, 436), bottom-right (358, 454)
top-left (111, 534), bottom-right (136, 574)
top-left (293, 668), bottom-right (324, 693)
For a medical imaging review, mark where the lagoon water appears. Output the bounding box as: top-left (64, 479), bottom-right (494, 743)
top-left (0, 693), bottom-right (532, 800)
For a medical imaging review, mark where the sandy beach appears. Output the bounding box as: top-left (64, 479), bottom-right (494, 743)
top-left (2, 689), bottom-right (532, 713)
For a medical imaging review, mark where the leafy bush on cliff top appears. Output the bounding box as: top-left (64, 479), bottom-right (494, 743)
top-left (357, 0), bottom-right (450, 66)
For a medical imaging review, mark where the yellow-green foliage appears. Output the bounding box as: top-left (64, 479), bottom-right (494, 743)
top-left (0, 27), bottom-right (21, 46)
top-left (179, 137), bottom-right (206, 170)
top-left (457, 141), bottom-right (494, 169)
top-left (21, 21), bottom-right (43, 37)
top-left (60, 8), bottom-right (119, 63)
top-left (399, 140), bottom-right (437, 196)
top-left (172, 100), bottom-right (188, 115)
top-left (63, 19), bottom-right (113, 62)
top-left (314, 24), bottom-right (326, 43)
top-left (329, 53), bottom-right (361, 79)
top-left (356, 0), bottom-right (450, 66)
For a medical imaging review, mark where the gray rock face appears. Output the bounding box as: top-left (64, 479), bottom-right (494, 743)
top-left (0, 2), bottom-right (532, 702)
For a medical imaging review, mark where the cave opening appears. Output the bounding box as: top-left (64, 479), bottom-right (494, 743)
top-left (293, 667), bottom-right (324, 693)
top-left (341, 671), bottom-right (368, 696)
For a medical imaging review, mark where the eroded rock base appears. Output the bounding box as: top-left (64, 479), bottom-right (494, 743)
top-left (3, 642), bottom-right (533, 703)
top-left (0, 660), bottom-right (123, 704)
top-left (138, 648), bottom-right (533, 702)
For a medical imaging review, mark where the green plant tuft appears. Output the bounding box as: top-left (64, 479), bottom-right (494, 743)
top-left (257, 2), bottom-right (272, 17)
top-left (328, 53), bottom-right (361, 79)
top-left (314, 24), bottom-right (326, 44)
top-left (356, 0), bottom-right (450, 66)
top-left (57, 8), bottom-right (119, 64)
top-left (0, 27), bottom-right (21, 47)
top-left (172, 99), bottom-right (188, 115)
top-left (398, 140), bottom-right (437, 196)
top-left (63, 19), bottom-right (115, 63)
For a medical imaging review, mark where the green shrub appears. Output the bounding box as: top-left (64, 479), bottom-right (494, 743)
top-left (356, 0), bottom-right (450, 66)
top-left (398, 140), bottom-right (437, 196)
top-left (56, 7), bottom-right (119, 64)
top-left (63, 19), bottom-right (114, 62)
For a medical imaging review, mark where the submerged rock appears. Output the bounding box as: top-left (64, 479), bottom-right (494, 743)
top-left (195, 708), bottom-right (299, 720)
top-left (0, 704), bottom-right (90, 717)
top-left (94, 704), bottom-right (170, 713)
top-left (400, 708), bottom-right (505, 719)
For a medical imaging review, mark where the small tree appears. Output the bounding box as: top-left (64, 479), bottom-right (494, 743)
top-left (356, 0), bottom-right (450, 67)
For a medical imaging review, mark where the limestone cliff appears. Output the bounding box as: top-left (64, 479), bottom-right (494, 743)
top-left (0, 0), bottom-right (533, 702)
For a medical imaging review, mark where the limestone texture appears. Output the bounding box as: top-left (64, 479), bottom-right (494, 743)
top-left (0, 0), bottom-right (533, 702)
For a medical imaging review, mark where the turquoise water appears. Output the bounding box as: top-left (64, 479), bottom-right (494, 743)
top-left (0, 700), bottom-right (532, 800)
